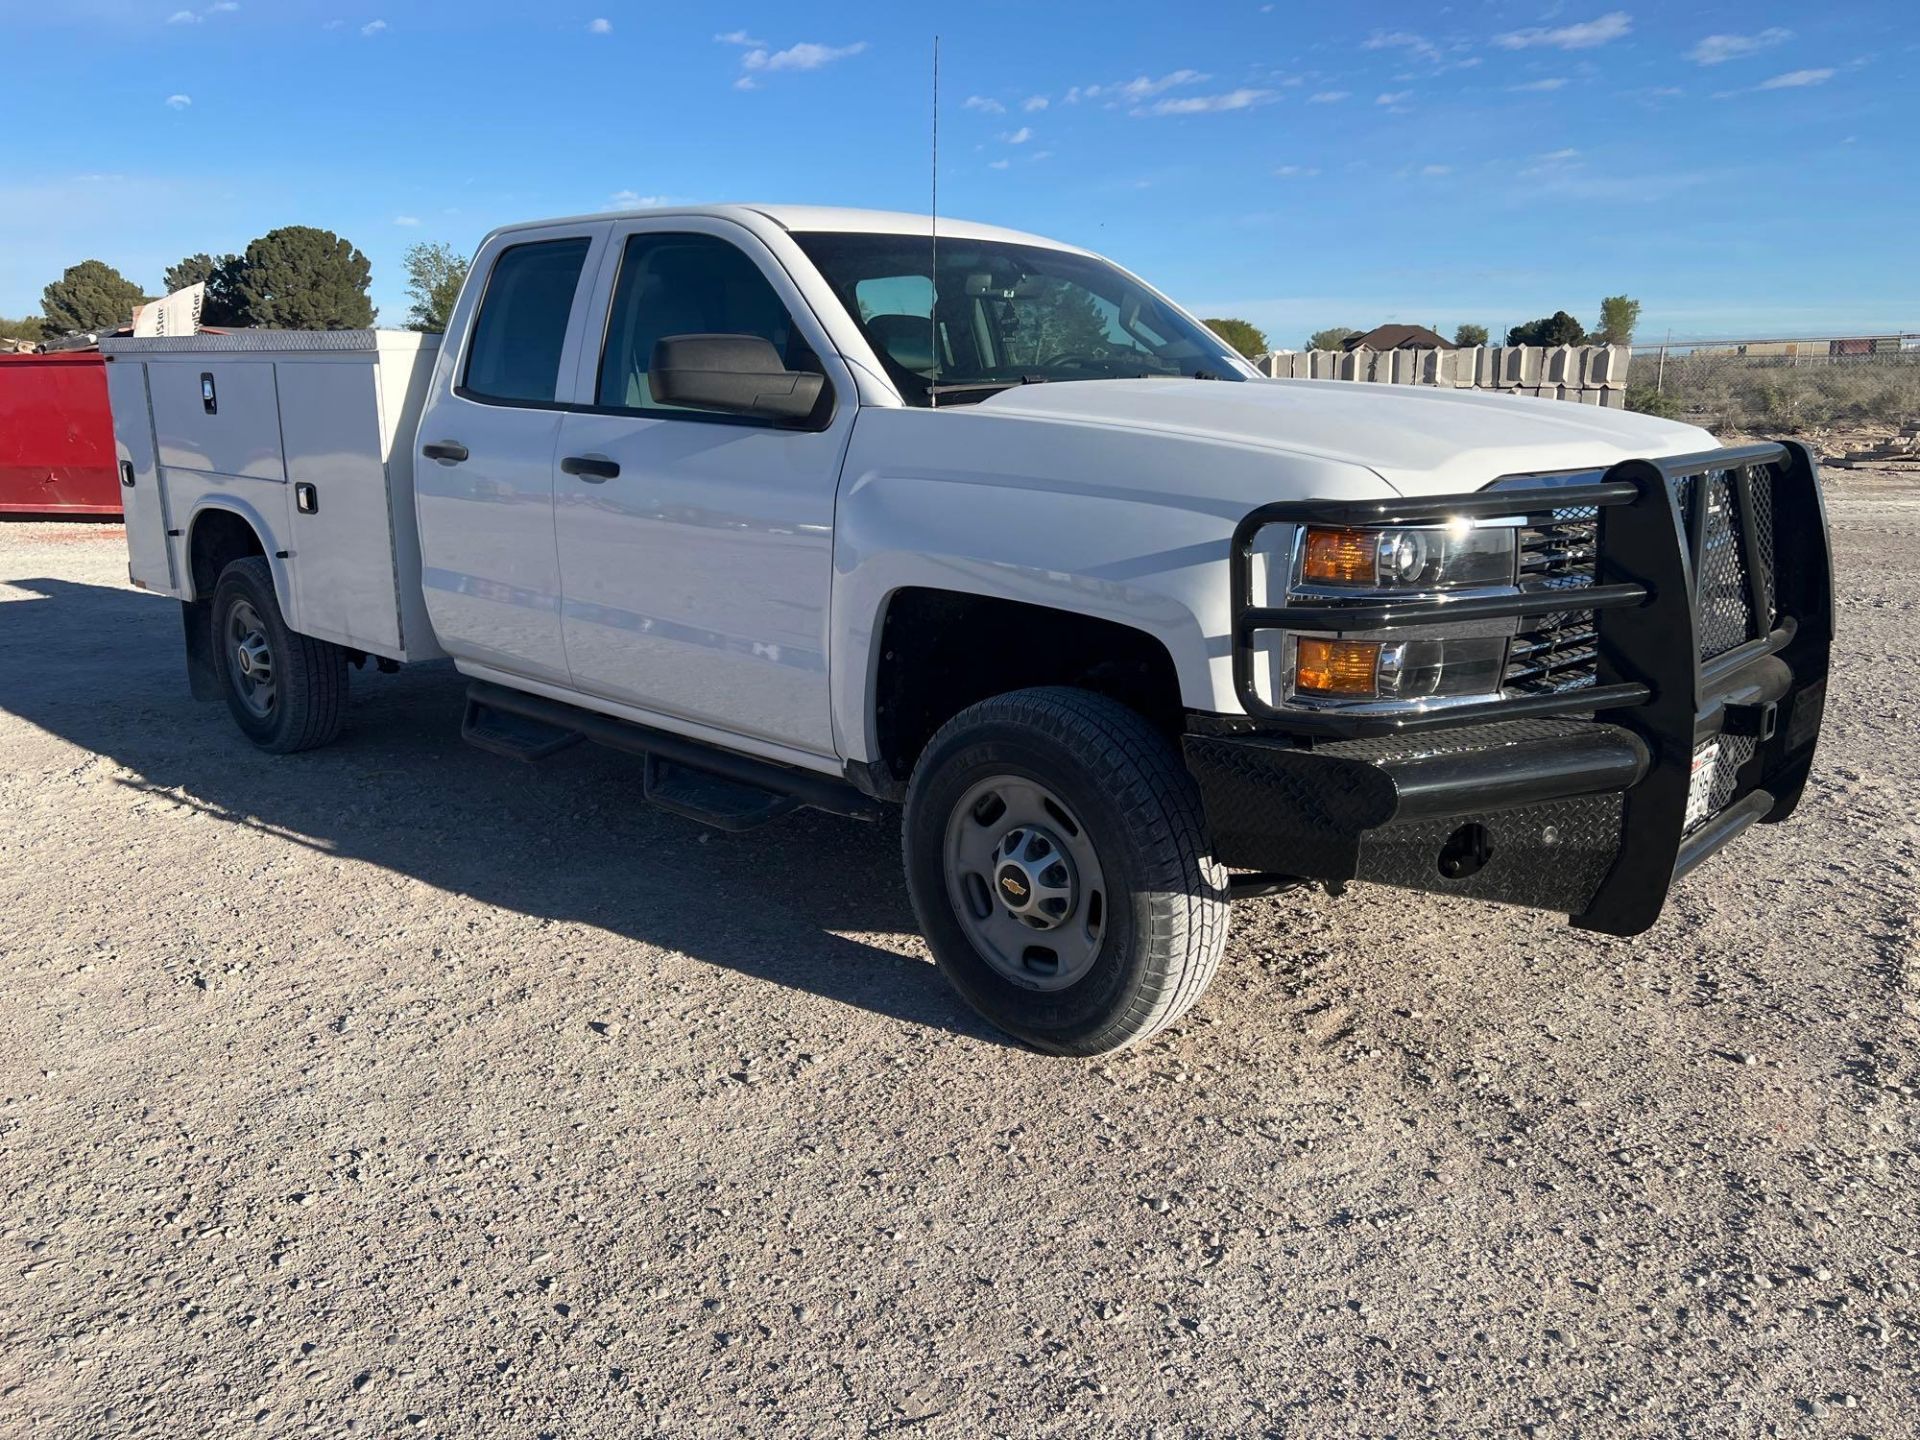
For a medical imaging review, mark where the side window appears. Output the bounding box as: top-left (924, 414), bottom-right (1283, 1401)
top-left (462, 237), bottom-right (591, 405)
top-left (596, 232), bottom-right (814, 414)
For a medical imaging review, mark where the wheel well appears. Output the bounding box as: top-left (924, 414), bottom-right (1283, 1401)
top-left (872, 588), bottom-right (1185, 789)
top-left (187, 509), bottom-right (266, 597)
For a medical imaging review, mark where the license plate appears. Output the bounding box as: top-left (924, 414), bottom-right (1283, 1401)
top-left (1684, 739), bottom-right (1721, 829)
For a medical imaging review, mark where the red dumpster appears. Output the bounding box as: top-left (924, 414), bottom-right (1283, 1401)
top-left (0, 351), bottom-right (122, 517)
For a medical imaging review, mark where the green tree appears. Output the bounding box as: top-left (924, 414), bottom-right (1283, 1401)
top-left (402, 241), bottom-right (471, 332)
top-left (162, 252), bottom-right (246, 327)
top-left (1203, 317), bottom-right (1268, 360)
top-left (1506, 311), bottom-right (1587, 347)
top-left (1307, 326), bottom-right (1360, 352)
top-left (41, 259), bottom-right (147, 334)
top-left (1625, 383), bottom-right (1680, 420)
top-left (1453, 322), bottom-right (1489, 347)
top-left (1593, 294), bottom-right (1641, 347)
top-left (231, 226), bottom-right (375, 329)
top-left (0, 314), bottom-right (47, 344)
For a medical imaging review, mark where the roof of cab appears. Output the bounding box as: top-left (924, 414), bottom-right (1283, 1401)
top-left (483, 203), bottom-right (1089, 255)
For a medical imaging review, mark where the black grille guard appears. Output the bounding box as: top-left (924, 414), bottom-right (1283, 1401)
top-left (1221, 440), bottom-right (1834, 935)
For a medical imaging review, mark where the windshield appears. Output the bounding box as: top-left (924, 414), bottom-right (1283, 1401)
top-left (792, 231), bottom-right (1247, 405)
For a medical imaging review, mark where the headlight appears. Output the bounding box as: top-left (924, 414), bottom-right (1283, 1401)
top-left (1293, 635), bottom-right (1508, 702)
top-left (1300, 521), bottom-right (1515, 590)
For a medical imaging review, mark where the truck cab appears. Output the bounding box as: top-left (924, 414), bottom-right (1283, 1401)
top-left (108, 204), bottom-right (1833, 1055)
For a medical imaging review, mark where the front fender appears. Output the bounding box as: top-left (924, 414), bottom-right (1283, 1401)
top-left (829, 406), bottom-right (1393, 763)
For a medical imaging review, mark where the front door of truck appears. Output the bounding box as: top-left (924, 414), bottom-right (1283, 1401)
top-left (413, 222), bottom-right (610, 687)
top-left (551, 219), bottom-right (856, 760)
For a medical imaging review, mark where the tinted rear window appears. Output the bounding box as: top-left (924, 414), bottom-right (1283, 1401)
top-left (462, 238), bottom-right (590, 404)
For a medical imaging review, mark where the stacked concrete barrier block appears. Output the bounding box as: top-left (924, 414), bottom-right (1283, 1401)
top-left (1256, 345), bottom-right (1629, 406)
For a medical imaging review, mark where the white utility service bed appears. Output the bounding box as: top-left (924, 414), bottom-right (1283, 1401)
top-left (102, 330), bottom-right (445, 662)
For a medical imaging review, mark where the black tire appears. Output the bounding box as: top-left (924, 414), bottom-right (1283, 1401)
top-left (208, 556), bottom-right (348, 753)
top-left (903, 687), bottom-right (1229, 1055)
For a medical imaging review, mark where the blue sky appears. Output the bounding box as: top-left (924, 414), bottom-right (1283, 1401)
top-left (2, 1), bottom-right (1912, 344)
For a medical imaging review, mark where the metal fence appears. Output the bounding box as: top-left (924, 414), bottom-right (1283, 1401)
top-left (1635, 336), bottom-right (1920, 433)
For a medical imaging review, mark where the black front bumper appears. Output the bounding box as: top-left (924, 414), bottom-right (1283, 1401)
top-left (1186, 440), bottom-right (1832, 937)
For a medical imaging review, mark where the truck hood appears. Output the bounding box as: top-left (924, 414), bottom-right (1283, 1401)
top-left (973, 377), bottom-right (1717, 496)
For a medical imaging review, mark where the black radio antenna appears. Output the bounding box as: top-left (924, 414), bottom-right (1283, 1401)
top-left (929, 34), bottom-right (940, 408)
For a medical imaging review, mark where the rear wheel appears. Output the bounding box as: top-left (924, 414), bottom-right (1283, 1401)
top-left (209, 557), bottom-right (348, 753)
top-left (903, 687), bottom-right (1229, 1055)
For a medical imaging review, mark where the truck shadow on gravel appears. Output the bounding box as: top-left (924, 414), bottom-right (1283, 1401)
top-left (1, 576), bottom-right (1004, 1045)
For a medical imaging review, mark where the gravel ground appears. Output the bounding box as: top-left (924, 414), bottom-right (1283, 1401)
top-left (1, 471), bottom-right (1917, 1439)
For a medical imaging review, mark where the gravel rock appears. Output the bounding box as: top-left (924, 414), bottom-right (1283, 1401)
top-left (2, 472), bottom-right (1917, 1437)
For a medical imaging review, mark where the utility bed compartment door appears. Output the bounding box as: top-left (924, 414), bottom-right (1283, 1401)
top-left (149, 360), bottom-right (286, 481)
top-left (104, 360), bottom-right (178, 593)
top-left (103, 362), bottom-right (180, 595)
top-left (277, 360), bottom-right (403, 653)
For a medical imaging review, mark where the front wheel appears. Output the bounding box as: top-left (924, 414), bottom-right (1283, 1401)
top-left (903, 687), bottom-right (1230, 1055)
top-left (209, 556), bottom-right (348, 753)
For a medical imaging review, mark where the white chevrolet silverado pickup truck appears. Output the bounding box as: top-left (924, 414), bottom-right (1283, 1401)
top-left (106, 204), bottom-right (1833, 1055)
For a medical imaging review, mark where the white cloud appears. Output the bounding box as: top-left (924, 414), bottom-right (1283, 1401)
top-left (1307, 90), bottom-right (1350, 103)
top-left (1364, 29), bottom-right (1443, 65)
top-left (987, 159), bottom-right (1011, 171)
top-left (1137, 87), bottom-right (1277, 116)
top-left (713, 30), bottom-right (765, 47)
top-left (168, 2), bottom-right (238, 22)
top-left (1070, 70), bottom-right (1208, 106)
top-left (1508, 77), bottom-right (1569, 92)
top-left (1376, 90), bottom-right (1413, 106)
top-left (1001, 126), bottom-right (1033, 144)
top-left (1758, 67), bottom-right (1834, 89)
top-left (963, 95), bottom-right (1005, 114)
top-left (1495, 11), bottom-right (1631, 51)
top-left (587, 17), bottom-right (611, 35)
top-left (1689, 28), bottom-right (1791, 65)
top-left (1272, 164), bottom-right (1320, 178)
top-left (608, 191), bottom-right (675, 208)
top-left (361, 19), bottom-right (386, 37)
top-left (740, 40), bottom-right (867, 74)
top-left (1419, 164), bottom-right (1452, 176)
top-left (1022, 95), bottom-right (1048, 112)
top-left (165, 93), bottom-right (192, 108)
top-left (393, 215), bottom-right (420, 226)
top-left (1117, 69), bottom-right (1207, 101)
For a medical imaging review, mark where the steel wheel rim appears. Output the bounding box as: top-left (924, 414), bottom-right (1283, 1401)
top-left (227, 599), bottom-right (276, 718)
top-left (943, 774), bottom-right (1107, 992)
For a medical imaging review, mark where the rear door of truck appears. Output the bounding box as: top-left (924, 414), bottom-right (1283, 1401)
top-left (413, 221), bottom-right (611, 687)
top-left (104, 357), bottom-right (178, 592)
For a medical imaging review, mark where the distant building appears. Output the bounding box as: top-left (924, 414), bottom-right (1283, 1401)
top-left (1342, 324), bottom-right (1456, 352)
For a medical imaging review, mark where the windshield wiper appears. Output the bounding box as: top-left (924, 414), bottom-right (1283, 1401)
top-left (925, 376), bottom-right (1054, 400)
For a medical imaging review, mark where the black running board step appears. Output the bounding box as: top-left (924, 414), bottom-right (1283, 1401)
top-left (644, 756), bottom-right (797, 831)
top-left (462, 680), bottom-right (883, 821)
top-left (461, 695), bottom-right (583, 763)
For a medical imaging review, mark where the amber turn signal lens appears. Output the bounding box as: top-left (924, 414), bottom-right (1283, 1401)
top-left (1295, 638), bottom-right (1381, 696)
top-left (1302, 526), bottom-right (1379, 585)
